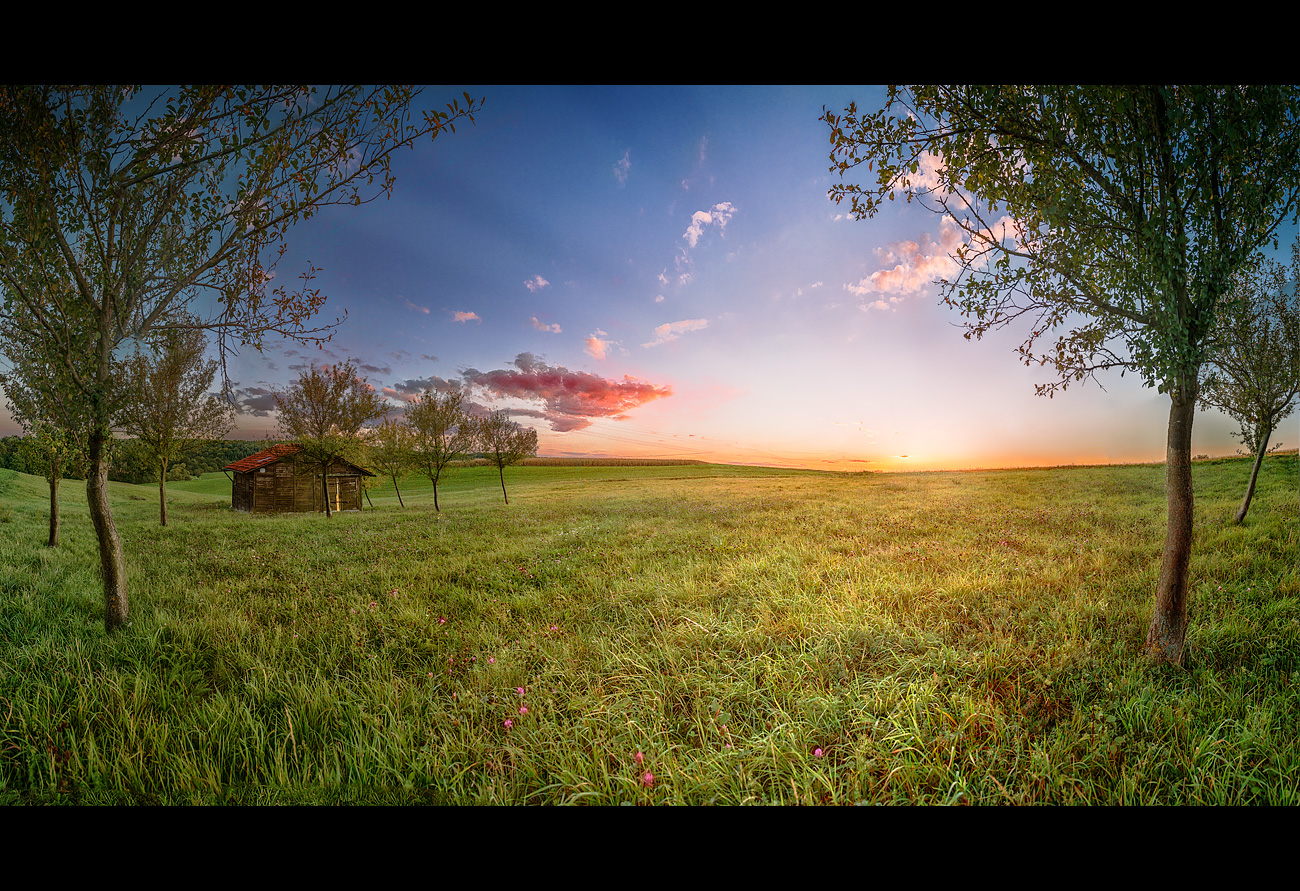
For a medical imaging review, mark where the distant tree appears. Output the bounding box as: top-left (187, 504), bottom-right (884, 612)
top-left (366, 417), bottom-right (413, 508)
top-left (0, 303), bottom-right (92, 547)
top-left (117, 322), bottom-right (234, 526)
top-left (405, 388), bottom-right (475, 512)
top-left (273, 361), bottom-right (388, 518)
top-left (0, 84), bottom-right (481, 631)
top-left (17, 422), bottom-right (82, 547)
top-left (474, 410), bottom-right (538, 505)
top-left (1199, 237), bottom-right (1300, 524)
top-left (824, 85), bottom-right (1300, 664)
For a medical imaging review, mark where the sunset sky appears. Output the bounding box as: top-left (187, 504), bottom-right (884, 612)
top-left (3, 85), bottom-right (1295, 471)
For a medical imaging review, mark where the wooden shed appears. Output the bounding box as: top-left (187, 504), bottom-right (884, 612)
top-left (225, 444), bottom-right (374, 513)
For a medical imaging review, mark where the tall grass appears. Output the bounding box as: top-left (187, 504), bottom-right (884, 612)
top-left (1, 454), bottom-right (1295, 804)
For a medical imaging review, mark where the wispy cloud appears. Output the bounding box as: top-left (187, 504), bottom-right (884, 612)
top-left (682, 201), bottom-right (736, 248)
top-left (643, 318), bottom-right (708, 348)
top-left (613, 151), bottom-right (631, 185)
top-left (405, 299), bottom-right (431, 314)
top-left (387, 376), bottom-right (461, 403)
top-left (463, 353), bottom-right (671, 432)
top-left (451, 310), bottom-right (481, 323)
top-left (530, 316), bottom-right (562, 334)
top-left (524, 274), bottom-right (550, 292)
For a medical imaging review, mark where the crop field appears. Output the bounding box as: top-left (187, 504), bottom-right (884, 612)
top-left (0, 454), bottom-right (1296, 804)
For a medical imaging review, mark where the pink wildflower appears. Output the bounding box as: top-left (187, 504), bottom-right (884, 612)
top-left (504, 719), bottom-right (513, 729)
top-left (519, 706), bottom-right (528, 715)
top-left (516, 687), bottom-right (525, 695)
top-left (814, 748), bottom-right (824, 758)
top-left (642, 771), bottom-right (654, 788)
top-left (635, 751), bottom-right (644, 765)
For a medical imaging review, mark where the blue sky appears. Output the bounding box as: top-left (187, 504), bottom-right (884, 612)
top-left (4, 85), bottom-right (1293, 470)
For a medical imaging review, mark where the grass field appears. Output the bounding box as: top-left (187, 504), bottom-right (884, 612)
top-left (1, 454), bottom-right (1296, 804)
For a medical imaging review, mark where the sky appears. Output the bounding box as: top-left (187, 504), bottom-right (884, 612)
top-left (3, 85), bottom-right (1295, 472)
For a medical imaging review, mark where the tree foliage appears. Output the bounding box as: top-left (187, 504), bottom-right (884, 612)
top-left (0, 84), bottom-right (481, 630)
top-left (273, 361), bottom-right (389, 518)
top-left (404, 387), bottom-right (474, 512)
top-left (366, 417), bottom-right (413, 508)
top-left (474, 410), bottom-right (538, 505)
top-left (824, 86), bottom-right (1300, 664)
top-left (117, 320), bottom-right (234, 525)
top-left (1199, 235), bottom-right (1300, 522)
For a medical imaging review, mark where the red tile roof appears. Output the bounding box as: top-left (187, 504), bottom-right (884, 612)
top-left (224, 443), bottom-right (302, 473)
top-left (224, 443), bottom-right (374, 476)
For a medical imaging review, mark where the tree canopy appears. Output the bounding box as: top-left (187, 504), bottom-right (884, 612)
top-left (1199, 235), bottom-right (1300, 522)
top-left (273, 361), bottom-right (389, 518)
top-left (824, 85), bottom-right (1300, 664)
top-left (474, 410), bottom-right (538, 505)
top-left (0, 84), bottom-right (482, 630)
top-left (405, 387), bottom-right (475, 512)
top-left (117, 320), bottom-right (234, 525)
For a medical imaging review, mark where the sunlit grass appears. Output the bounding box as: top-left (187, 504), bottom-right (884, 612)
top-left (1, 454), bottom-right (1295, 804)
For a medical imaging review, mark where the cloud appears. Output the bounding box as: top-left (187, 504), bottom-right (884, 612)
top-left (388, 376), bottom-right (461, 402)
top-left (654, 294), bottom-right (664, 303)
top-left (451, 310), bottom-right (481, 323)
top-left (584, 330), bottom-right (615, 360)
top-left (530, 316), bottom-right (562, 334)
top-left (405, 299), bottom-right (430, 314)
top-left (682, 201), bottom-right (736, 248)
top-left (524, 274), bottom-right (550, 292)
top-left (847, 216), bottom-right (963, 304)
top-left (613, 151), bottom-right (631, 185)
top-left (642, 318), bottom-right (708, 348)
top-left (463, 353), bottom-right (671, 432)
top-left (230, 386), bottom-right (277, 417)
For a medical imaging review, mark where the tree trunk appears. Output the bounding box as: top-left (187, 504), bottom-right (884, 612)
top-left (159, 456), bottom-right (169, 526)
top-left (1235, 426), bottom-right (1271, 524)
top-left (432, 478), bottom-right (441, 512)
top-left (499, 465), bottom-right (509, 504)
top-left (393, 475), bottom-right (405, 508)
top-left (1144, 386), bottom-right (1197, 665)
top-left (322, 467), bottom-right (333, 517)
top-left (87, 429), bottom-right (129, 632)
top-left (47, 470), bottom-right (59, 548)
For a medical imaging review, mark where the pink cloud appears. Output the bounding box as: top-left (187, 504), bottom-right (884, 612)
top-left (643, 318), bottom-right (708, 348)
top-left (584, 331), bottom-right (614, 360)
top-left (463, 353), bottom-right (671, 432)
top-left (847, 216), bottom-right (963, 303)
top-left (451, 311), bottom-right (481, 323)
top-left (530, 316), bottom-right (562, 334)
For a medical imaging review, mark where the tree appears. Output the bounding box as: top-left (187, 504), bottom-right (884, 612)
top-left (117, 321), bottom-right (234, 526)
top-left (273, 361), bottom-right (389, 518)
top-left (366, 417), bottom-right (413, 508)
top-left (0, 85), bottom-right (481, 630)
top-left (1198, 236), bottom-right (1300, 524)
top-left (824, 86), bottom-right (1300, 665)
top-left (17, 422), bottom-right (81, 547)
top-left (474, 410), bottom-right (538, 505)
top-left (0, 298), bottom-right (92, 547)
top-left (405, 387), bottom-right (475, 512)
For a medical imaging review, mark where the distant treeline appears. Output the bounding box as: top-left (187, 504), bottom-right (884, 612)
top-left (519, 457), bottom-right (706, 467)
top-left (443, 455), bottom-right (706, 467)
top-left (0, 436), bottom-right (267, 484)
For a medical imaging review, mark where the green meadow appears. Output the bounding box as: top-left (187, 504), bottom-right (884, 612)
top-left (0, 454), bottom-right (1296, 804)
